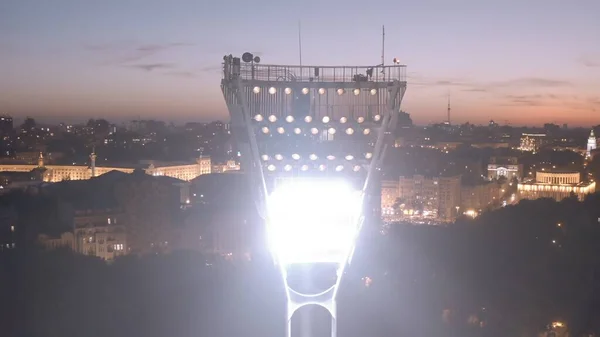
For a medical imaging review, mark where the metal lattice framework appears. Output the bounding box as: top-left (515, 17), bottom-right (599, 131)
top-left (221, 55), bottom-right (407, 337)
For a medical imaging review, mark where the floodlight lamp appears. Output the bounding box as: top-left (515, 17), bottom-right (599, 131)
top-left (285, 115), bottom-right (295, 123)
top-left (269, 87), bottom-right (277, 94)
top-left (275, 154), bottom-right (284, 161)
top-left (261, 154), bottom-right (269, 161)
top-left (373, 114), bottom-right (381, 122)
top-left (261, 126), bottom-right (269, 134)
top-left (254, 114), bottom-right (263, 122)
top-left (253, 86), bottom-right (261, 93)
top-left (268, 115), bottom-right (277, 122)
top-left (337, 88), bottom-right (345, 95)
top-left (322, 116), bottom-right (330, 123)
top-left (304, 116), bottom-right (313, 123)
top-left (309, 154), bottom-right (318, 160)
top-left (277, 127), bottom-right (285, 134)
top-left (328, 127), bottom-right (336, 135)
top-left (311, 128), bottom-right (319, 135)
top-left (340, 117), bottom-right (347, 124)
top-left (326, 155), bottom-right (335, 160)
top-left (357, 116), bottom-right (365, 123)
top-left (292, 153), bottom-right (301, 160)
top-left (353, 89), bottom-right (360, 95)
top-left (285, 87), bottom-right (292, 94)
top-left (266, 180), bottom-right (363, 266)
top-left (318, 88), bottom-right (326, 95)
top-left (293, 127), bottom-right (302, 134)
top-left (363, 128), bottom-right (371, 135)
top-left (370, 89), bottom-right (377, 95)
top-left (345, 128), bottom-right (354, 135)
top-left (284, 164), bottom-right (292, 171)
top-left (302, 88), bottom-right (309, 95)
top-left (267, 164), bottom-right (276, 171)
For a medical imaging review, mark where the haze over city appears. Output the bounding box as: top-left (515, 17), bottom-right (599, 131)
top-left (1, 0), bottom-right (599, 126)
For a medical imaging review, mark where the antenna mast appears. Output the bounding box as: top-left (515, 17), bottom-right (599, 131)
top-left (447, 92), bottom-right (451, 125)
top-left (381, 25), bottom-right (385, 67)
top-left (298, 21), bottom-right (303, 67)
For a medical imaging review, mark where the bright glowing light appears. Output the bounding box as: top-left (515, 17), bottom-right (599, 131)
top-left (363, 128), bottom-right (371, 135)
top-left (373, 114), bottom-right (381, 122)
top-left (275, 154), bottom-right (283, 161)
top-left (267, 180), bottom-right (363, 265)
top-left (309, 154), bottom-right (318, 160)
top-left (328, 127), bottom-right (336, 135)
top-left (261, 154), bottom-right (269, 161)
top-left (285, 115), bottom-right (294, 123)
top-left (327, 155), bottom-right (336, 160)
top-left (370, 89), bottom-right (377, 95)
top-left (301, 165), bottom-right (309, 171)
top-left (318, 88), bottom-right (325, 95)
top-left (357, 116), bottom-right (365, 123)
top-left (353, 89), bottom-right (360, 95)
top-left (253, 86), bottom-right (261, 93)
top-left (268, 115), bottom-right (277, 122)
top-left (340, 117), bottom-right (347, 123)
top-left (353, 165), bottom-right (361, 172)
top-left (302, 88), bottom-right (309, 95)
top-left (311, 127), bottom-right (319, 135)
top-left (293, 127), bottom-right (301, 134)
top-left (292, 153), bottom-right (300, 160)
top-left (267, 164), bottom-right (276, 171)
top-left (337, 88), bottom-right (345, 95)
top-left (318, 164), bottom-right (326, 171)
top-left (285, 87), bottom-right (292, 94)
top-left (345, 128), bottom-right (354, 135)
top-left (254, 114), bottom-right (263, 122)
top-left (284, 164), bottom-right (292, 171)
top-left (345, 155), bottom-right (354, 160)
top-left (335, 165), bottom-right (344, 172)
top-left (304, 116), bottom-right (312, 123)
top-left (269, 87), bottom-right (277, 94)
top-left (277, 127), bottom-right (285, 134)
top-left (322, 116), bottom-right (330, 123)
top-left (365, 152), bottom-right (373, 159)
top-left (261, 127), bottom-right (269, 134)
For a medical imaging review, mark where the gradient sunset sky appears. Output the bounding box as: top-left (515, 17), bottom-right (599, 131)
top-left (1, 0), bottom-right (599, 126)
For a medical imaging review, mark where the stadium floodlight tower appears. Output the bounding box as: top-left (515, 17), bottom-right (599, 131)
top-left (221, 52), bottom-right (407, 337)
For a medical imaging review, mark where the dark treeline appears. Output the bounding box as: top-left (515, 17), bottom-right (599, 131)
top-left (4, 194), bottom-right (600, 336)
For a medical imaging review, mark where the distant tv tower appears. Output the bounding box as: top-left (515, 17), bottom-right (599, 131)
top-left (447, 92), bottom-right (451, 125)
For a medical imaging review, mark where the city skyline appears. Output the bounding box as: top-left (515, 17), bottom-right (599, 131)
top-left (1, 0), bottom-right (600, 126)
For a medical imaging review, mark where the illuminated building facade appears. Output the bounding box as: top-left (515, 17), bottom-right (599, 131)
top-left (211, 160), bottom-right (241, 173)
top-left (221, 53), bottom-right (406, 337)
top-left (397, 175), bottom-right (461, 222)
top-left (381, 179), bottom-right (399, 216)
top-left (0, 151), bottom-right (210, 182)
top-left (587, 129), bottom-right (597, 158)
top-left (518, 170), bottom-right (596, 201)
top-left (73, 208), bottom-right (127, 261)
top-left (519, 133), bottom-right (546, 152)
top-left (487, 156), bottom-right (523, 181)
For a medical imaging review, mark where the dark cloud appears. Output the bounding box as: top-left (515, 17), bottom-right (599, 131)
top-left (578, 55), bottom-right (600, 68)
top-left (490, 78), bottom-right (572, 88)
top-left (128, 63), bottom-right (175, 72)
top-left (164, 71), bottom-right (196, 78)
top-left (85, 41), bottom-right (193, 67)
